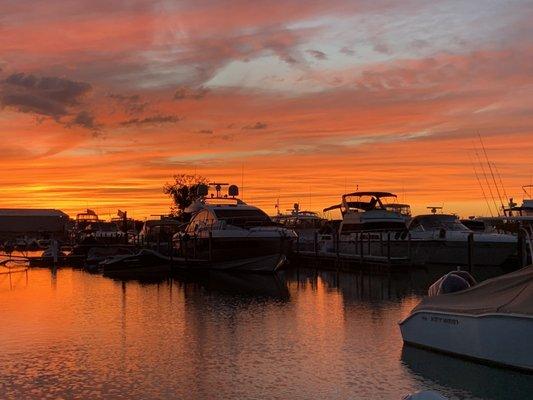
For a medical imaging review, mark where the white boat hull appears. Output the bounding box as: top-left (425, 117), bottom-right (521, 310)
top-left (400, 311), bottom-right (533, 371)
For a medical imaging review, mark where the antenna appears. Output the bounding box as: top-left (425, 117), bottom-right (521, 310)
top-left (479, 133), bottom-right (505, 215)
top-left (469, 152), bottom-right (493, 217)
top-left (427, 206), bottom-right (443, 214)
top-left (474, 144), bottom-right (498, 216)
top-left (493, 162), bottom-right (509, 210)
top-left (208, 182), bottom-right (229, 198)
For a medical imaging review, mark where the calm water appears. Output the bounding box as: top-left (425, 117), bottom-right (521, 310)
top-left (0, 264), bottom-right (531, 399)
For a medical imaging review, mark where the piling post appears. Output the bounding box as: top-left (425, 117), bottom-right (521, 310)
top-left (467, 232), bottom-right (474, 272)
top-left (208, 230), bottom-right (213, 264)
top-left (359, 233), bottom-right (364, 264)
top-left (407, 233), bottom-right (411, 262)
top-left (335, 231), bottom-right (340, 267)
top-left (387, 232), bottom-right (391, 267)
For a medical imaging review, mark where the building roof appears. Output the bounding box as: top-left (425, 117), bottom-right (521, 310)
top-left (0, 208), bottom-right (69, 218)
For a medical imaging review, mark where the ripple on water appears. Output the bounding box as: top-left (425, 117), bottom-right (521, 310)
top-left (0, 267), bottom-right (532, 399)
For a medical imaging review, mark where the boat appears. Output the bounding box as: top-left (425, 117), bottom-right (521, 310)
top-left (100, 249), bottom-right (172, 272)
top-left (505, 185), bottom-right (533, 217)
top-left (399, 266), bottom-right (533, 371)
top-left (405, 213), bottom-right (517, 267)
top-left (272, 203), bottom-right (330, 251)
top-left (323, 191), bottom-right (407, 237)
top-left (322, 191), bottom-right (407, 254)
top-left (173, 183), bottom-right (297, 272)
top-left (384, 202), bottom-right (412, 223)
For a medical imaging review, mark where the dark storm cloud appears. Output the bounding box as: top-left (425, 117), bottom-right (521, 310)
top-left (0, 73), bottom-right (92, 118)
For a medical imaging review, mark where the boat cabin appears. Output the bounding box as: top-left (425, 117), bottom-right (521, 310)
top-left (324, 192), bottom-right (407, 234)
top-left (409, 214), bottom-right (469, 232)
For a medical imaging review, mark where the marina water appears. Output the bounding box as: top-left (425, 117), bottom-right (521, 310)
top-left (1, 265), bottom-right (531, 399)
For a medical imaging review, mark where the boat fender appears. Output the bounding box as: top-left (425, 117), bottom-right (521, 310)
top-left (428, 272), bottom-right (470, 296)
top-left (438, 228), bottom-right (446, 239)
top-left (450, 270), bottom-right (477, 287)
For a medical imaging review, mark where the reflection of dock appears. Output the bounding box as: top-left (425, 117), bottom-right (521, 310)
top-left (294, 250), bottom-right (410, 273)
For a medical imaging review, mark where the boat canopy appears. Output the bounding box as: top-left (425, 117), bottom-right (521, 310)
top-left (342, 191), bottom-right (397, 198)
top-left (324, 192), bottom-right (398, 213)
top-left (412, 266), bottom-right (533, 316)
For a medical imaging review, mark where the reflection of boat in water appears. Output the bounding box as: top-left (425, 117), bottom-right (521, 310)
top-left (103, 268), bottom-right (290, 300)
top-left (173, 183), bottom-right (296, 273)
top-left (401, 346), bottom-right (533, 400)
top-left (400, 266), bottom-right (533, 372)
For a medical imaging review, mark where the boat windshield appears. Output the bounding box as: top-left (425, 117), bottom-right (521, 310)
top-left (214, 209), bottom-right (273, 227)
top-left (411, 216), bottom-right (469, 232)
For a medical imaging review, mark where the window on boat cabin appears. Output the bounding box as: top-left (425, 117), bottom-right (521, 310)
top-left (213, 209), bottom-right (271, 228)
top-left (341, 221), bottom-right (405, 233)
top-left (187, 210), bottom-right (216, 233)
top-left (411, 216), bottom-right (469, 231)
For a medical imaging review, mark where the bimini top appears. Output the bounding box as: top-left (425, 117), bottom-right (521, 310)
top-left (410, 265), bottom-right (533, 317)
top-left (342, 191), bottom-right (397, 199)
top-left (323, 191), bottom-right (397, 213)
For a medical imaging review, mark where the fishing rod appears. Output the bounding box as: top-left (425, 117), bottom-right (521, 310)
top-left (479, 133), bottom-right (505, 215)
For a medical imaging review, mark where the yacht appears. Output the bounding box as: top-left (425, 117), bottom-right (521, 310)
top-left (272, 203), bottom-right (329, 251)
top-left (400, 266), bottom-right (533, 371)
top-left (504, 185), bottom-right (533, 217)
top-left (405, 213), bottom-right (517, 267)
top-left (384, 203), bottom-right (412, 223)
top-left (323, 191), bottom-right (407, 237)
top-left (173, 183), bottom-right (296, 272)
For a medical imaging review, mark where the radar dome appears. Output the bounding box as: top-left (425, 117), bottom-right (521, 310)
top-left (228, 185), bottom-right (239, 197)
top-left (197, 184), bottom-right (208, 197)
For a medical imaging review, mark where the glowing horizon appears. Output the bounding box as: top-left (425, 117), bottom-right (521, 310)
top-left (1, 1), bottom-right (532, 219)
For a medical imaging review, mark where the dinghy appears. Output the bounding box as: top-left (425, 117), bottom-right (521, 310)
top-left (400, 266), bottom-right (533, 371)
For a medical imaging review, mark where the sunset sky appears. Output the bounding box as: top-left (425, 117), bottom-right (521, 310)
top-left (1, 0), bottom-right (532, 219)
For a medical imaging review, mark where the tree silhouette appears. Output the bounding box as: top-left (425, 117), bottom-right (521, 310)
top-left (163, 174), bottom-right (208, 215)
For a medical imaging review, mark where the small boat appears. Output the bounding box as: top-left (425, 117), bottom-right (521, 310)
top-left (100, 249), bottom-right (172, 272)
top-left (173, 183), bottom-right (297, 273)
top-left (399, 266), bottom-right (533, 371)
